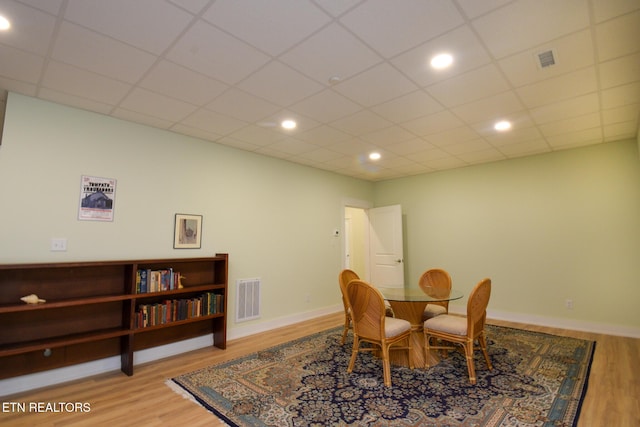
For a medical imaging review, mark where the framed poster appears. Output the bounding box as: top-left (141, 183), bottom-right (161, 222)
top-left (174, 214), bottom-right (202, 249)
top-left (78, 175), bottom-right (116, 221)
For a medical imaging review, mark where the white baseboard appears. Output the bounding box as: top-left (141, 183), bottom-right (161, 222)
top-left (449, 306), bottom-right (640, 338)
top-left (2, 303), bottom-right (637, 397)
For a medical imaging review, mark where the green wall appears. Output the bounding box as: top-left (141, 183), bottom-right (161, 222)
top-left (1, 93), bottom-right (639, 335)
top-left (375, 140), bottom-right (640, 331)
top-left (0, 93), bottom-right (373, 328)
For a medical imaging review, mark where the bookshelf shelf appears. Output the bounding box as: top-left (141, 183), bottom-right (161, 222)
top-left (0, 254), bottom-right (228, 379)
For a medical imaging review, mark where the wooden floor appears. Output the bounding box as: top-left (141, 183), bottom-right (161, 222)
top-left (1, 312), bottom-right (639, 427)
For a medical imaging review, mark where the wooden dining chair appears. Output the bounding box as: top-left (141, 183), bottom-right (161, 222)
top-left (423, 278), bottom-right (493, 384)
top-left (338, 269), bottom-right (360, 345)
top-left (419, 268), bottom-right (452, 321)
top-left (346, 279), bottom-right (413, 387)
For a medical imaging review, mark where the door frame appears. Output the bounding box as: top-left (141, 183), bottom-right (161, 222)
top-left (341, 198), bottom-right (372, 281)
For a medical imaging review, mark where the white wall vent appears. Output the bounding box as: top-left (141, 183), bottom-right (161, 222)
top-left (536, 49), bottom-right (557, 69)
top-left (236, 278), bottom-right (261, 322)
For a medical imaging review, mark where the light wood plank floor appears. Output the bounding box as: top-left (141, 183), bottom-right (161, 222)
top-left (1, 313), bottom-right (638, 426)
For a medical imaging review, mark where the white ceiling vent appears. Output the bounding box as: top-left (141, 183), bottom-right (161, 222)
top-left (536, 49), bottom-right (557, 69)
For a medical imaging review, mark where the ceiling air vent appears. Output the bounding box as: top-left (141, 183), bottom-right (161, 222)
top-left (536, 49), bottom-right (557, 69)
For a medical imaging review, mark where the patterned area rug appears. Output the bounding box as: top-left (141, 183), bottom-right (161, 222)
top-left (169, 325), bottom-right (594, 426)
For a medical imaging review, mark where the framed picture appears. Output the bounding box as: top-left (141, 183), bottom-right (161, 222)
top-left (174, 214), bottom-right (202, 249)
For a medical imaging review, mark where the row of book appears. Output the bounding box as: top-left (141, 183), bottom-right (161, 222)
top-left (134, 292), bottom-right (223, 328)
top-left (136, 268), bottom-right (181, 294)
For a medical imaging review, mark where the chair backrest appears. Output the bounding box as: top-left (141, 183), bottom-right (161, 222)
top-left (339, 269), bottom-right (359, 295)
top-left (346, 279), bottom-right (386, 341)
top-left (418, 268), bottom-right (452, 307)
top-left (466, 278), bottom-right (491, 338)
top-left (339, 269), bottom-right (360, 310)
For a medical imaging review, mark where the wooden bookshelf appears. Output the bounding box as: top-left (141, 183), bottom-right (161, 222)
top-left (0, 254), bottom-right (228, 379)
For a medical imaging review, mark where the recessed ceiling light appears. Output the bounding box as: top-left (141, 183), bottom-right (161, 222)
top-left (281, 119), bottom-right (296, 130)
top-left (430, 53), bottom-right (453, 69)
top-left (494, 120), bottom-right (512, 132)
top-left (0, 15), bottom-right (10, 31)
top-left (369, 152), bottom-right (381, 161)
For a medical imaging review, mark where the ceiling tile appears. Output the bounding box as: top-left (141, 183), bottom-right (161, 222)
top-left (180, 108), bottom-right (248, 136)
top-left (0, 44), bottom-right (45, 84)
top-left (332, 63), bottom-right (417, 107)
top-left (595, 11), bottom-right (640, 62)
top-left (598, 52), bottom-right (640, 89)
top-left (484, 125), bottom-right (543, 146)
top-left (340, 0), bottom-right (464, 57)
top-left (139, 60), bottom-right (228, 105)
top-left (427, 64), bottom-right (511, 107)
top-left (498, 29), bottom-right (595, 88)
top-left (451, 91), bottom-right (525, 124)
top-left (0, 1), bottom-right (57, 55)
top-left (455, 0), bottom-right (512, 19)
top-left (52, 22), bottom-right (157, 84)
top-left (538, 113), bottom-right (602, 137)
top-left (119, 87), bottom-right (199, 122)
top-left (602, 104), bottom-right (640, 126)
top-left (205, 88), bottom-right (281, 123)
top-left (279, 23), bottom-right (382, 84)
top-left (42, 60), bottom-right (131, 104)
top-left (330, 110), bottom-right (392, 135)
top-left (65, 0), bottom-right (194, 54)
top-left (202, 0), bottom-right (331, 56)
top-left (426, 126), bottom-right (481, 148)
top-left (391, 25), bottom-right (492, 87)
top-left (166, 20), bottom-right (271, 85)
top-left (370, 90), bottom-right (443, 124)
top-left (592, 0), bottom-right (640, 23)
top-left (529, 93), bottom-right (599, 124)
top-left (360, 125), bottom-right (416, 146)
top-left (601, 82), bottom-right (640, 109)
top-left (498, 138), bottom-right (550, 157)
top-left (296, 125), bottom-right (353, 146)
top-left (238, 61), bottom-right (324, 107)
top-left (546, 128), bottom-right (602, 149)
top-left (385, 138), bottom-right (436, 156)
top-left (400, 110), bottom-right (463, 136)
top-left (516, 67), bottom-right (598, 109)
top-left (472, 0), bottom-right (590, 59)
top-left (290, 89), bottom-right (361, 123)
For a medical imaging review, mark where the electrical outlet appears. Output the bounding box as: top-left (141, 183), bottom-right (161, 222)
top-left (51, 238), bottom-right (67, 252)
top-left (565, 299), bottom-right (573, 310)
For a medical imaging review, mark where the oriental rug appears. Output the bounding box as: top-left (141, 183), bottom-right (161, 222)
top-left (168, 325), bottom-right (594, 426)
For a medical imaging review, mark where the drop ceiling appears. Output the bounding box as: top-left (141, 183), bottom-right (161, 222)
top-left (0, 0), bottom-right (638, 181)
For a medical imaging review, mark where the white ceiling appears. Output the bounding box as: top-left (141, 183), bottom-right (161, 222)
top-left (0, 0), bottom-right (638, 181)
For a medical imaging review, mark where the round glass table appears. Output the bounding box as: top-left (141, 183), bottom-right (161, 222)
top-left (377, 286), bottom-right (464, 368)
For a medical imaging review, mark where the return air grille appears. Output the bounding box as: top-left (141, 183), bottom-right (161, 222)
top-left (536, 49), bottom-right (557, 69)
top-left (236, 278), bottom-right (261, 322)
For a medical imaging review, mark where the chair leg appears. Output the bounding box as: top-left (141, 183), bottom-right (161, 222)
top-left (407, 335), bottom-right (414, 370)
top-left (381, 345), bottom-right (392, 387)
top-left (341, 314), bottom-right (349, 345)
top-left (423, 333), bottom-right (433, 368)
top-left (347, 336), bottom-right (359, 373)
top-left (463, 341), bottom-right (476, 385)
top-left (479, 333), bottom-right (492, 371)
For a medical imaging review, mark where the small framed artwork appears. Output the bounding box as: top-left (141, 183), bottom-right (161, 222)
top-left (174, 214), bottom-right (202, 249)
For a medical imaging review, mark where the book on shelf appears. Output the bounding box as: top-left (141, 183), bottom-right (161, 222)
top-left (134, 292), bottom-right (224, 328)
top-left (136, 268), bottom-right (180, 293)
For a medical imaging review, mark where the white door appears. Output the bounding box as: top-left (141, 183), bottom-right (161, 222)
top-left (368, 204), bottom-right (404, 287)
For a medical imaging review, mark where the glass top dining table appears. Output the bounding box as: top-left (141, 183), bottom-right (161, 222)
top-left (376, 286), bottom-right (464, 369)
top-left (377, 286), bottom-right (463, 303)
